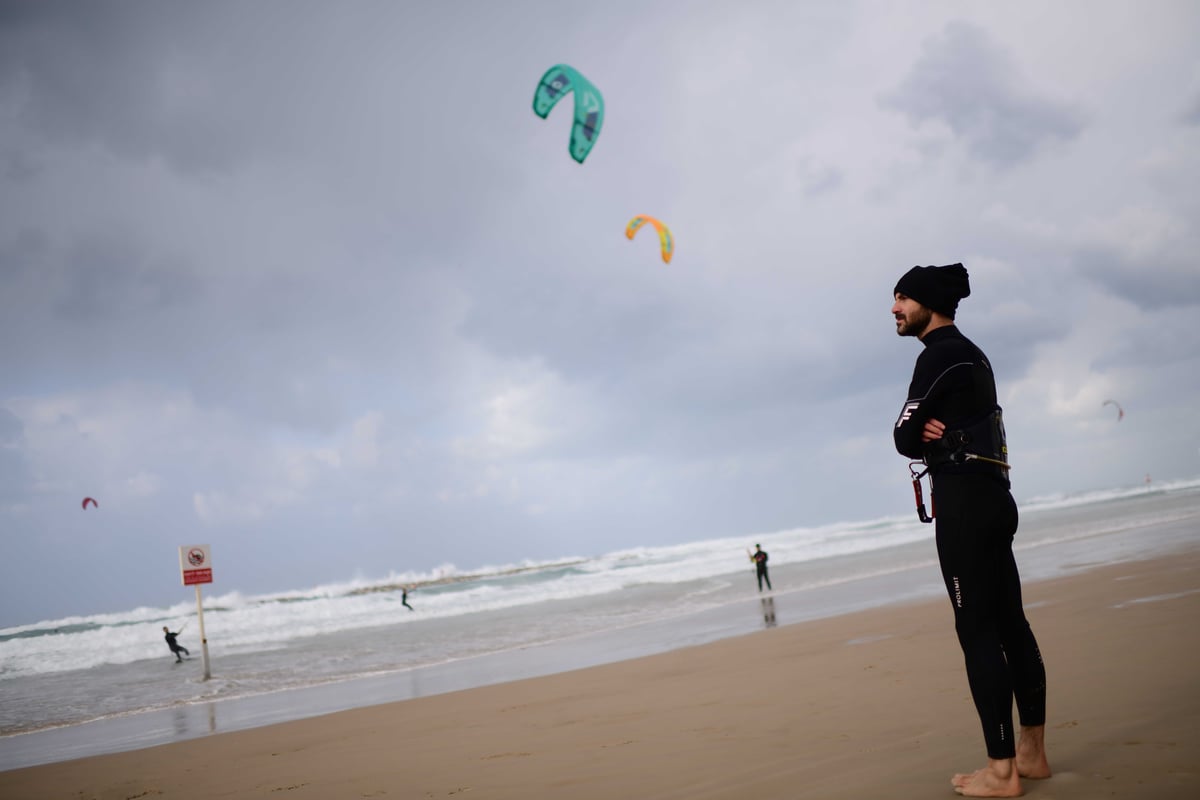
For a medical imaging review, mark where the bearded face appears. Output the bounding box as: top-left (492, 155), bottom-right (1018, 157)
top-left (893, 295), bottom-right (933, 338)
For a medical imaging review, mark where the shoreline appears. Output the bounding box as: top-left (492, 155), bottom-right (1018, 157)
top-left (3, 481), bottom-right (1196, 766)
top-left (0, 553), bottom-right (945, 771)
top-left (3, 544), bottom-right (1198, 798)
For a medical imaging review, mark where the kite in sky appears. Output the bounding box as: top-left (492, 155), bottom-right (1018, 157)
top-left (1102, 399), bottom-right (1125, 422)
top-left (532, 64), bottom-right (604, 164)
top-left (82, 497), bottom-right (98, 509)
top-left (625, 215), bottom-right (674, 263)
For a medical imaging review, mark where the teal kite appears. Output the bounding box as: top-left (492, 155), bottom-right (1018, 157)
top-left (532, 64), bottom-right (604, 164)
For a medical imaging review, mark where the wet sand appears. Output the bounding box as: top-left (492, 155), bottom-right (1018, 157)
top-left (3, 546), bottom-right (1198, 799)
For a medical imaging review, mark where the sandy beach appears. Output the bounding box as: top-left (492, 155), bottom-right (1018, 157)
top-left (4, 545), bottom-right (1198, 799)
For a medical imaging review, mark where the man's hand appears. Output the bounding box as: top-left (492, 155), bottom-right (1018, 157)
top-left (922, 418), bottom-right (946, 442)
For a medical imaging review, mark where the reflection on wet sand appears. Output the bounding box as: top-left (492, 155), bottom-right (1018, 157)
top-left (760, 596), bottom-right (776, 628)
top-left (171, 703), bottom-right (218, 738)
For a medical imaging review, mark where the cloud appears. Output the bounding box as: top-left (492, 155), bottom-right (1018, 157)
top-left (0, 2), bottom-right (253, 172)
top-left (193, 490), bottom-right (265, 525)
top-left (1073, 205), bottom-right (1200, 310)
top-left (3, 1), bottom-right (1199, 625)
top-left (1180, 90), bottom-right (1200, 126)
top-left (880, 21), bottom-right (1086, 167)
top-left (0, 407), bottom-right (32, 506)
top-left (125, 471), bottom-right (163, 498)
top-left (52, 233), bottom-right (201, 322)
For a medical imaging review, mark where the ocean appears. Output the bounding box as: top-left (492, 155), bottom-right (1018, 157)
top-left (2, 477), bottom-right (1198, 770)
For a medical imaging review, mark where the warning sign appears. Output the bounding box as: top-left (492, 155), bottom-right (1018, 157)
top-left (179, 544), bottom-right (213, 586)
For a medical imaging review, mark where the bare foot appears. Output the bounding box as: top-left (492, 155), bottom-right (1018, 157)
top-left (951, 759), bottom-right (1023, 797)
top-left (1016, 725), bottom-right (1051, 779)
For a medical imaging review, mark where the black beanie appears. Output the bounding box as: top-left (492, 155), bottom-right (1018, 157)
top-left (893, 263), bottom-right (971, 319)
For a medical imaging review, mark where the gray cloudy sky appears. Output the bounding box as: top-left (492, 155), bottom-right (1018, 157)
top-left (3, 1), bottom-right (1198, 626)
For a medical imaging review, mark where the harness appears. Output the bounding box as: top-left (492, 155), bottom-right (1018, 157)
top-left (908, 407), bottom-right (1011, 523)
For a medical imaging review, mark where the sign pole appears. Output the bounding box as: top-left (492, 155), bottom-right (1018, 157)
top-left (194, 583), bottom-right (212, 681)
top-left (180, 544), bottom-right (215, 682)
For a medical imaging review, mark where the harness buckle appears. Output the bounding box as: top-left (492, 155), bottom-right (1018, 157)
top-left (909, 461), bottom-right (934, 523)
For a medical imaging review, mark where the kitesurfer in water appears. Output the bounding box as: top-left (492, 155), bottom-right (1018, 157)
top-left (750, 544), bottom-right (771, 592)
top-left (162, 626), bottom-right (189, 663)
top-left (892, 263), bottom-right (1050, 797)
top-left (402, 587), bottom-right (414, 611)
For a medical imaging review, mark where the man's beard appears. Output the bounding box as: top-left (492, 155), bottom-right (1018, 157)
top-left (896, 305), bottom-right (932, 338)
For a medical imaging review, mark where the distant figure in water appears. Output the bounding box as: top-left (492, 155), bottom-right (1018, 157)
top-left (162, 626), bottom-right (189, 662)
top-left (750, 544), bottom-right (772, 592)
top-left (402, 587), bottom-right (414, 611)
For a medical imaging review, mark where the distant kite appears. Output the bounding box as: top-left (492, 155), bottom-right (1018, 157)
top-left (1102, 399), bottom-right (1125, 422)
top-left (82, 497), bottom-right (98, 510)
top-left (532, 64), bottom-right (604, 164)
top-left (625, 215), bottom-right (674, 263)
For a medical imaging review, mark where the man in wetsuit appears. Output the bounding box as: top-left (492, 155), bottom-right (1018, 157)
top-left (751, 544), bottom-right (771, 592)
top-left (162, 626), bottom-right (189, 663)
top-left (891, 263), bottom-right (1050, 797)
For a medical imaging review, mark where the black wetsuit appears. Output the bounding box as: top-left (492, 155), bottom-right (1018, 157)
top-left (752, 550), bottom-right (771, 592)
top-left (894, 325), bottom-right (1046, 760)
top-left (165, 631), bottom-right (189, 662)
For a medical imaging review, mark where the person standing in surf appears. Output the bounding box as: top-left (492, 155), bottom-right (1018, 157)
top-left (750, 544), bottom-right (771, 592)
top-left (891, 263), bottom-right (1050, 797)
top-left (401, 587), bottom-right (414, 611)
top-left (162, 626), bottom-right (189, 663)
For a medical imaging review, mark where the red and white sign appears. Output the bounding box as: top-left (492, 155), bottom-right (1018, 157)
top-left (179, 544), bottom-right (213, 586)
